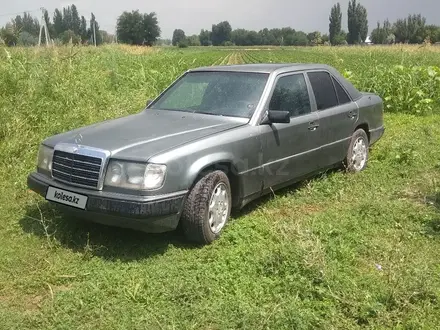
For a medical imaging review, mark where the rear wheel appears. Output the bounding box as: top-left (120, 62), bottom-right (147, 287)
top-left (181, 170), bottom-right (232, 245)
top-left (344, 129), bottom-right (369, 173)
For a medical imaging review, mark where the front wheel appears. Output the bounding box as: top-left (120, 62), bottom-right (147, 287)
top-left (181, 170), bottom-right (232, 245)
top-left (344, 129), bottom-right (369, 173)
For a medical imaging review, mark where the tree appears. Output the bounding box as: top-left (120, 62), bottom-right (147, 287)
top-left (71, 5), bottom-right (81, 35)
top-left (248, 30), bottom-right (262, 45)
top-left (393, 14), bottom-right (426, 43)
top-left (270, 28), bottom-right (284, 45)
top-left (43, 9), bottom-right (54, 43)
top-left (358, 6), bottom-right (368, 42)
top-left (407, 14), bottom-right (426, 43)
top-left (425, 24), bottom-right (440, 43)
top-left (141, 12), bottom-right (160, 46)
top-left (386, 33), bottom-right (396, 44)
top-left (199, 29), bottom-right (211, 46)
top-left (0, 23), bottom-right (18, 46)
top-left (292, 31), bottom-right (308, 46)
top-left (13, 12), bottom-right (40, 37)
top-left (370, 22), bottom-right (385, 44)
top-left (259, 28), bottom-right (276, 45)
top-left (62, 6), bottom-right (72, 32)
top-left (281, 27), bottom-right (296, 45)
top-left (17, 31), bottom-right (38, 46)
top-left (370, 19), bottom-right (392, 44)
top-left (116, 10), bottom-right (160, 45)
top-left (347, 0), bottom-right (368, 44)
top-left (307, 31), bottom-right (323, 45)
top-left (334, 30), bottom-right (348, 45)
top-left (79, 16), bottom-right (88, 43)
top-left (60, 29), bottom-right (81, 45)
top-left (211, 21), bottom-right (232, 46)
top-left (53, 9), bottom-right (64, 37)
top-left (177, 38), bottom-right (189, 48)
top-left (329, 3), bottom-right (342, 45)
top-left (172, 29), bottom-right (186, 46)
top-left (187, 34), bottom-right (201, 46)
top-left (13, 15), bottom-right (23, 33)
top-left (231, 29), bottom-right (249, 46)
top-left (101, 30), bottom-right (115, 43)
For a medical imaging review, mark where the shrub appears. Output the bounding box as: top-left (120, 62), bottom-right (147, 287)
top-left (177, 39), bottom-right (189, 48)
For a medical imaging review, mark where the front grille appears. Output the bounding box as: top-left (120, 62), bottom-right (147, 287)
top-left (52, 150), bottom-right (102, 189)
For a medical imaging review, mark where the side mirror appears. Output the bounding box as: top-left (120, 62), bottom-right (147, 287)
top-left (262, 110), bottom-right (290, 124)
top-left (146, 99), bottom-right (153, 107)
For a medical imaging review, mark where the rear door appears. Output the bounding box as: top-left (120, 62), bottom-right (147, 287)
top-left (306, 71), bottom-right (358, 168)
top-left (259, 72), bottom-right (321, 190)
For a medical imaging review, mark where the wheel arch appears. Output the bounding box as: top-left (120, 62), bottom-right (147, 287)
top-left (355, 122), bottom-right (370, 142)
top-left (187, 153), bottom-right (242, 208)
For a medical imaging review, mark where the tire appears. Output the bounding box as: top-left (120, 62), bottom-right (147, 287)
top-left (181, 170), bottom-right (232, 245)
top-left (344, 129), bottom-right (369, 173)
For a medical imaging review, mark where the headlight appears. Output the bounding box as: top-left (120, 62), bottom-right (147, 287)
top-left (104, 161), bottom-right (166, 190)
top-left (37, 145), bottom-right (53, 172)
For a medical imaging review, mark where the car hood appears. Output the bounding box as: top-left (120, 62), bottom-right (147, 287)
top-left (43, 109), bottom-right (248, 161)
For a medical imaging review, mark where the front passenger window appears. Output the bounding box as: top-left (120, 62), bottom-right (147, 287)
top-left (269, 74), bottom-right (311, 117)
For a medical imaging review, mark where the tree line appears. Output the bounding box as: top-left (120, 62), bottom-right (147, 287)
top-left (370, 14), bottom-right (440, 44)
top-left (0, 5), bottom-right (112, 46)
top-left (2, 1), bottom-right (439, 47)
top-left (170, 0), bottom-right (439, 47)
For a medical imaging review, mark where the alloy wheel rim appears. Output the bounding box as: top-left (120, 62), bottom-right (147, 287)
top-left (208, 182), bottom-right (229, 234)
top-left (351, 137), bottom-right (367, 171)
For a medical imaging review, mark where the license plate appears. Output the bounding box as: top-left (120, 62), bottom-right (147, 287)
top-left (46, 187), bottom-right (88, 210)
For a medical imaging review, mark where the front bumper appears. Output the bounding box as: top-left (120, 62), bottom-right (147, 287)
top-left (27, 172), bottom-right (187, 233)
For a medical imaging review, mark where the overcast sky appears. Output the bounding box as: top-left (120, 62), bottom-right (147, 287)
top-left (1, 0), bottom-right (439, 39)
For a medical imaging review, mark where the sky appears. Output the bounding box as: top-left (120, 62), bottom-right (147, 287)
top-left (1, 0), bottom-right (439, 39)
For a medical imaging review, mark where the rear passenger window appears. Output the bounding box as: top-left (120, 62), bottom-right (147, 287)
top-left (269, 74), bottom-right (311, 117)
top-left (307, 71), bottom-right (338, 110)
top-left (332, 77), bottom-right (351, 104)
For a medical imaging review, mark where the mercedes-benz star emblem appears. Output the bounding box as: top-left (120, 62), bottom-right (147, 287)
top-left (74, 133), bottom-right (83, 145)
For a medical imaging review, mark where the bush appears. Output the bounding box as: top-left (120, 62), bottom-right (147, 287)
top-left (0, 27), bottom-right (18, 46)
top-left (177, 39), bottom-right (189, 48)
top-left (17, 31), bottom-right (38, 46)
top-left (60, 30), bottom-right (81, 45)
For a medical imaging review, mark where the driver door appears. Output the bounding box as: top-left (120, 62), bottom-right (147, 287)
top-left (258, 72), bottom-right (322, 190)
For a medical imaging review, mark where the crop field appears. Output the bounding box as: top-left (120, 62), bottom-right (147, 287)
top-left (1, 45), bottom-right (440, 329)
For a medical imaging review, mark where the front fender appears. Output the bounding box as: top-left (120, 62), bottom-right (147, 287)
top-left (186, 152), bottom-right (237, 187)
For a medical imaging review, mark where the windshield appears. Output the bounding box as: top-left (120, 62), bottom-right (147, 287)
top-left (149, 71), bottom-right (269, 118)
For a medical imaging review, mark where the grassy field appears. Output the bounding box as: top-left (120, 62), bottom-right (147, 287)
top-left (1, 45), bottom-right (440, 329)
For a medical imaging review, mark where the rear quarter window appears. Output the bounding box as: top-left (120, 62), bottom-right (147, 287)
top-left (332, 77), bottom-right (352, 104)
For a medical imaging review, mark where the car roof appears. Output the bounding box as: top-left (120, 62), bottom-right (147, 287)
top-left (188, 63), bottom-right (363, 101)
top-left (188, 63), bottom-right (334, 74)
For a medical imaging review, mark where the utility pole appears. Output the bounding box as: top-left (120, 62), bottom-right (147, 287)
top-left (38, 7), bottom-right (50, 46)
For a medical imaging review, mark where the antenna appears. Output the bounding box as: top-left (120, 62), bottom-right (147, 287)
top-left (38, 7), bottom-right (50, 46)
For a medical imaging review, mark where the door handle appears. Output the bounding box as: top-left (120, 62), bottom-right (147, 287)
top-left (308, 121), bottom-right (319, 131)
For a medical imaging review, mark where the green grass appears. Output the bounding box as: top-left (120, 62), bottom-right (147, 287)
top-left (1, 45), bottom-right (440, 329)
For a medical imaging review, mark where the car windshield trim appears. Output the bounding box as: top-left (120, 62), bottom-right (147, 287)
top-left (149, 71), bottom-right (270, 119)
top-left (149, 107), bottom-right (255, 119)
